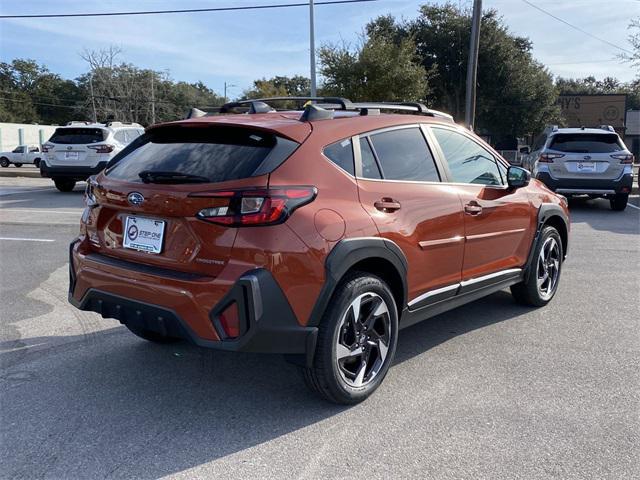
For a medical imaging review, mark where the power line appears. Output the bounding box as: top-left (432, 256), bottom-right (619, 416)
top-left (521, 0), bottom-right (634, 55)
top-left (0, 0), bottom-right (379, 19)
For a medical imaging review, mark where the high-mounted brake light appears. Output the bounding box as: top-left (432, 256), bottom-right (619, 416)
top-left (610, 153), bottom-right (634, 164)
top-left (539, 153), bottom-right (564, 163)
top-left (88, 144), bottom-right (115, 154)
top-left (191, 186), bottom-right (317, 227)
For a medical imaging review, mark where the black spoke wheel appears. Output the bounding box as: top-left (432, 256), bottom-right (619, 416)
top-left (511, 225), bottom-right (563, 307)
top-left (301, 273), bottom-right (398, 404)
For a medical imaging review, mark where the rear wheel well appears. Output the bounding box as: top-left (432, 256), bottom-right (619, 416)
top-left (543, 215), bottom-right (568, 257)
top-left (344, 257), bottom-right (405, 314)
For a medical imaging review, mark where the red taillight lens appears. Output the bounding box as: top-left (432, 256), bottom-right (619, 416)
top-left (218, 302), bottom-right (240, 338)
top-left (191, 186), bottom-right (317, 227)
top-left (610, 153), bottom-right (634, 164)
top-left (539, 153), bottom-right (564, 163)
top-left (88, 144), bottom-right (114, 154)
top-left (42, 143), bottom-right (53, 153)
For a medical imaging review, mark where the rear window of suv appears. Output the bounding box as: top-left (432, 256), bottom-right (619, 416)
top-left (549, 133), bottom-right (624, 153)
top-left (49, 128), bottom-right (106, 144)
top-left (106, 126), bottom-right (298, 183)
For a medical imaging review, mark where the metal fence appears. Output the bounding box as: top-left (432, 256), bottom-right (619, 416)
top-left (497, 150), bottom-right (523, 166)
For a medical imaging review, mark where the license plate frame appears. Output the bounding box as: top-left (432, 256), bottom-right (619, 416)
top-left (123, 216), bottom-right (165, 254)
top-left (576, 161), bottom-right (596, 173)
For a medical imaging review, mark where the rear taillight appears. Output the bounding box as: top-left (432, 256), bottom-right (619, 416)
top-left (539, 153), bottom-right (564, 163)
top-left (610, 153), bottom-right (634, 164)
top-left (190, 186), bottom-right (317, 227)
top-left (88, 144), bottom-right (114, 154)
top-left (84, 177), bottom-right (98, 208)
top-left (42, 143), bottom-right (53, 153)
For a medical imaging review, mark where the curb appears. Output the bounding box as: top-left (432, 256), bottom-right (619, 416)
top-left (0, 169), bottom-right (42, 178)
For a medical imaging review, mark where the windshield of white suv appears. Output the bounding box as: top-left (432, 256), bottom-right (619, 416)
top-left (548, 133), bottom-right (624, 153)
top-left (49, 128), bottom-right (106, 144)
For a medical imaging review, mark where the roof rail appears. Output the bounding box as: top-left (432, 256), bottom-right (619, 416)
top-left (217, 97), bottom-right (454, 122)
top-left (598, 125), bottom-right (615, 132)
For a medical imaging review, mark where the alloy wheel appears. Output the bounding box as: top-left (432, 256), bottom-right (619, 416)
top-left (537, 236), bottom-right (560, 300)
top-left (334, 292), bottom-right (392, 388)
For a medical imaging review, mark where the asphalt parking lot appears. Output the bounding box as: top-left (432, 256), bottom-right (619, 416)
top-left (0, 174), bottom-right (638, 480)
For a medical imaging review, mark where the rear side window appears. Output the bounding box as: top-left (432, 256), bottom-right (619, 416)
top-left (106, 126), bottom-right (298, 183)
top-left (432, 127), bottom-right (503, 186)
top-left (369, 128), bottom-right (440, 182)
top-left (49, 128), bottom-right (106, 145)
top-left (359, 138), bottom-right (382, 179)
top-left (549, 133), bottom-right (624, 153)
top-left (324, 139), bottom-right (355, 176)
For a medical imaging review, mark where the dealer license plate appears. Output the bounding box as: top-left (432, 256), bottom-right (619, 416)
top-left (123, 216), bottom-right (165, 254)
top-left (576, 161), bottom-right (596, 172)
top-left (64, 151), bottom-right (79, 160)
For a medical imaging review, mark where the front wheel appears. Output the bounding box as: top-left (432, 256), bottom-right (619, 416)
top-left (610, 193), bottom-right (628, 211)
top-left (511, 225), bottom-right (563, 307)
top-left (301, 273), bottom-right (398, 404)
top-left (14, 163), bottom-right (22, 168)
top-left (54, 179), bottom-right (76, 192)
top-left (0, 157), bottom-right (9, 168)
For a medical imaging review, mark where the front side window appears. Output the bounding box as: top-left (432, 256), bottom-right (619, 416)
top-left (432, 128), bottom-right (503, 186)
top-left (324, 138), bottom-right (355, 176)
top-left (368, 128), bottom-right (440, 182)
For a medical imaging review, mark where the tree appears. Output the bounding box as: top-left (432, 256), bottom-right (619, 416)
top-left (243, 75), bottom-right (310, 99)
top-left (556, 76), bottom-right (640, 111)
top-left (318, 32), bottom-right (430, 102)
top-left (365, 3), bottom-right (560, 140)
top-left (619, 17), bottom-right (640, 72)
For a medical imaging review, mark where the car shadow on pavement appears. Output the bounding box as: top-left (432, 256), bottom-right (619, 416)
top-left (567, 197), bottom-right (640, 235)
top-left (0, 290), bottom-right (534, 479)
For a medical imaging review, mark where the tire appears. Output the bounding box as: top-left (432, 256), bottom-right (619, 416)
top-left (54, 179), bottom-right (76, 192)
top-left (610, 193), bottom-right (628, 211)
top-left (34, 159), bottom-right (41, 168)
top-left (125, 324), bottom-right (181, 344)
top-left (14, 163), bottom-right (22, 168)
top-left (301, 272), bottom-right (399, 404)
top-left (511, 225), bottom-right (563, 307)
top-left (0, 157), bottom-right (9, 168)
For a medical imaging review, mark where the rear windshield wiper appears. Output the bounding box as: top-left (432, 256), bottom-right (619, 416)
top-left (138, 170), bottom-right (210, 184)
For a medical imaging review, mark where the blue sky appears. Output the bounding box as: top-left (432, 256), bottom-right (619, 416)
top-left (0, 0), bottom-right (638, 99)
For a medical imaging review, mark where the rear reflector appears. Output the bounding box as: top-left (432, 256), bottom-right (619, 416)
top-left (191, 186), bottom-right (317, 227)
top-left (219, 302), bottom-right (240, 338)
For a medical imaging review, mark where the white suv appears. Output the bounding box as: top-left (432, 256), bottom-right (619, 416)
top-left (41, 121), bottom-right (144, 192)
top-left (524, 125), bottom-right (634, 211)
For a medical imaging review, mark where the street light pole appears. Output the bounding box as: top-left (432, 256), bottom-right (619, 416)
top-left (224, 82), bottom-right (236, 102)
top-left (465, 0), bottom-right (482, 130)
top-left (309, 0), bottom-right (317, 97)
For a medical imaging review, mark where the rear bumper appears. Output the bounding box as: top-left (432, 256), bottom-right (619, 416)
top-left (41, 161), bottom-right (107, 180)
top-left (68, 240), bottom-right (318, 361)
top-left (536, 171), bottom-right (633, 195)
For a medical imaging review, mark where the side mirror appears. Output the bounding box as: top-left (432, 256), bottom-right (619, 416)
top-left (507, 166), bottom-right (530, 189)
top-left (519, 146), bottom-right (531, 154)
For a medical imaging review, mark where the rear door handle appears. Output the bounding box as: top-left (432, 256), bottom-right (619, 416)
top-left (374, 198), bottom-right (401, 212)
top-left (464, 202), bottom-right (483, 215)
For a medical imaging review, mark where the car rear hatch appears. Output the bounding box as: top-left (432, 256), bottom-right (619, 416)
top-left (85, 122), bottom-right (304, 277)
top-left (546, 132), bottom-right (628, 181)
top-left (48, 127), bottom-right (109, 166)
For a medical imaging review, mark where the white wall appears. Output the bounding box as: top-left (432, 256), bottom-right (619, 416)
top-left (0, 123), bottom-right (58, 152)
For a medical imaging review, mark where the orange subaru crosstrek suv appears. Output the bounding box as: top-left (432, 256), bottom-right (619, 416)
top-left (69, 97), bottom-right (569, 404)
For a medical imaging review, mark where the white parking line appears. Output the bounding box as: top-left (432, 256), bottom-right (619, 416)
top-left (0, 237), bottom-right (55, 242)
top-left (627, 203), bottom-right (640, 211)
top-left (0, 188), bottom-right (56, 196)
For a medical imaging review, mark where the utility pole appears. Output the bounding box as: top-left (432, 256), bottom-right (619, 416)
top-left (465, 0), bottom-right (482, 130)
top-left (150, 74), bottom-right (156, 124)
top-left (224, 82), bottom-right (236, 102)
top-left (309, 0), bottom-right (317, 97)
top-left (89, 73), bottom-right (97, 123)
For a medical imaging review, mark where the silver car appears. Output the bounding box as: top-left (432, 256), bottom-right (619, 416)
top-left (524, 126), bottom-right (634, 211)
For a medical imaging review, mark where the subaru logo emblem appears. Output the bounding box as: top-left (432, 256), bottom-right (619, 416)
top-left (67, 146), bottom-right (72, 150)
top-left (583, 155), bottom-right (592, 160)
top-left (127, 192), bottom-right (144, 206)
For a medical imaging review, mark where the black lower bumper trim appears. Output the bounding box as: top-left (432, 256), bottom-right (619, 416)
top-left (70, 267), bottom-right (318, 362)
top-left (536, 171), bottom-right (633, 194)
top-left (41, 161), bottom-right (107, 180)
